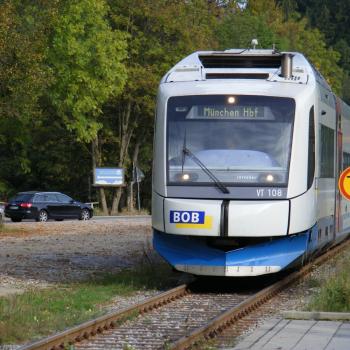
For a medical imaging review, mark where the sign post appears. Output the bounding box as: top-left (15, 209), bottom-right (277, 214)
top-left (133, 164), bottom-right (144, 211)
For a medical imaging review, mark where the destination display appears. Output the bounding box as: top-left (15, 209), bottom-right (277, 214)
top-left (186, 105), bottom-right (272, 120)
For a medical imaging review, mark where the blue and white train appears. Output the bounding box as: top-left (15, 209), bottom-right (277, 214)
top-left (152, 48), bottom-right (350, 276)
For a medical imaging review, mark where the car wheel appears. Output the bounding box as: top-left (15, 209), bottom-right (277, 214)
top-left (80, 209), bottom-right (90, 221)
top-left (38, 210), bottom-right (48, 222)
top-left (11, 218), bottom-right (22, 222)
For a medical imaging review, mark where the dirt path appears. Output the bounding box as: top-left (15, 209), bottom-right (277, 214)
top-left (0, 218), bottom-right (154, 292)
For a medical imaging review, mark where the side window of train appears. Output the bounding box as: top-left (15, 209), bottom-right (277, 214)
top-left (308, 106), bottom-right (315, 189)
top-left (343, 152), bottom-right (350, 170)
top-left (320, 124), bottom-right (335, 178)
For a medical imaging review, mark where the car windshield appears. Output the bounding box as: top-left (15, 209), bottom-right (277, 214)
top-left (10, 193), bottom-right (33, 202)
top-left (167, 95), bottom-right (295, 186)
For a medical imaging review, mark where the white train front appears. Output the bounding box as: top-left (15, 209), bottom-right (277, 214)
top-left (152, 49), bottom-right (350, 276)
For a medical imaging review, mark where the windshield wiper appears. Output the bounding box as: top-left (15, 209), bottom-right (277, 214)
top-left (182, 147), bottom-right (230, 194)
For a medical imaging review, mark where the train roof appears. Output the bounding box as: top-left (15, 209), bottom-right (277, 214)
top-left (161, 49), bottom-right (331, 91)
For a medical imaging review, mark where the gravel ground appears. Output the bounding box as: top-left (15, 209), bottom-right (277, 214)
top-left (0, 217), bottom-right (176, 350)
top-left (0, 218), bottom-right (155, 293)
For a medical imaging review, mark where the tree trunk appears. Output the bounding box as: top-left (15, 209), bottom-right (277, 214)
top-left (99, 188), bottom-right (108, 215)
top-left (111, 187), bottom-right (123, 215)
top-left (127, 179), bottom-right (134, 212)
top-left (111, 101), bottom-right (135, 214)
top-left (92, 136), bottom-right (108, 215)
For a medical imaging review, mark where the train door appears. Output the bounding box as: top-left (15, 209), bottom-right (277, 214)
top-left (337, 101), bottom-right (350, 237)
top-left (316, 87), bottom-right (336, 243)
top-left (335, 97), bottom-right (342, 237)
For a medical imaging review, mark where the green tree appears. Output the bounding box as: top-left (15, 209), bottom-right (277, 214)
top-left (216, 8), bottom-right (285, 50)
top-left (0, 1), bottom-right (51, 120)
top-left (0, 0), bottom-right (127, 202)
top-left (294, 0), bottom-right (350, 101)
top-left (219, 0), bottom-right (344, 94)
top-left (280, 19), bottom-right (343, 94)
top-left (277, 0), bottom-right (297, 20)
top-left (47, 0), bottom-right (127, 142)
top-left (101, 0), bottom-right (219, 213)
top-left (0, 1), bottom-right (54, 197)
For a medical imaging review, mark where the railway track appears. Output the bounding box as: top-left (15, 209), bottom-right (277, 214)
top-left (19, 238), bottom-right (350, 350)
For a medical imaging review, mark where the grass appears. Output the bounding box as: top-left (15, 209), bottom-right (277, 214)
top-left (0, 262), bottom-right (175, 344)
top-left (0, 224), bottom-right (16, 234)
top-left (304, 276), bottom-right (321, 289)
top-left (307, 256), bottom-right (350, 312)
top-left (0, 224), bottom-right (30, 236)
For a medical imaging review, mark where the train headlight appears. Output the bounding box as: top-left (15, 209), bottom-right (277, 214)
top-left (175, 172), bottom-right (199, 182)
top-left (227, 96), bottom-right (236, 104)
top-left (266, 174), bottom-right (274, 182)
top-left (258, 173), bottom-right (280, 183)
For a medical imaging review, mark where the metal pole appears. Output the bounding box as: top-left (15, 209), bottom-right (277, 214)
top-left (88, 175), bottom-right (91, 202)
top-left (137, 181), bottom-right (141, 211)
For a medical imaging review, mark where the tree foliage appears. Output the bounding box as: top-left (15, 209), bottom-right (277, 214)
top-left (47, 0), bottom-right (127, 142)
top-left (303, 0), bottom-right (350, 102)
top-left (0, 1), bottom-right (54, 195)
top-left (0, 0), bottom-right (348, 207)
top-left (218, 0), bottom-right (343, 94)
top-left (100, 0), bottom-right (219, 213)
top-left (0, 1), bottom-right (51, 120)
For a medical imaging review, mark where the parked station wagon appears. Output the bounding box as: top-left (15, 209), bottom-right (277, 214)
top-left (5, 191), bottom-right (93, 222)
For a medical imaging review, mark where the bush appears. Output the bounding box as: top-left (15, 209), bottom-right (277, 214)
top-left (308, 259), bottom-right (350, 312)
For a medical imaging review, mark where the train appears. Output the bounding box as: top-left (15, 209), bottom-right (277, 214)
top-left (152, 47), bottom-right (350, 276)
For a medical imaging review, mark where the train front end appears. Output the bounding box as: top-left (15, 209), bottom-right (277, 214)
top-left (152, 50), bottom-right (318, 276)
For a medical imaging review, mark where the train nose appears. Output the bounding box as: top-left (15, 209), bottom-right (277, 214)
top-left (153, 230), bottom-right (309, 277)
top-left (163, 198), bottom-right (290, 238)
top-left (228, 200), bottom-right (289, 237)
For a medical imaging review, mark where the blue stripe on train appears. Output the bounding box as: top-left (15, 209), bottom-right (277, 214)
top-left (153, 229), bottom-right (312, 271)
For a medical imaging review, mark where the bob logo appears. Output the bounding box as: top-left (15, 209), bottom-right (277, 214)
top-left (170, 210), bottom-right (212, 229)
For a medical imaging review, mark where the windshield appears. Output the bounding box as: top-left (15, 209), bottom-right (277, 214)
top-left (10, 193), bottom-right (33, 202)
top-left (167, 95), bottom-right (295, 186)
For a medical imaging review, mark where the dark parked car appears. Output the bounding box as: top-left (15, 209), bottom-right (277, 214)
top-left (5, 191), bottom-right (93, 222)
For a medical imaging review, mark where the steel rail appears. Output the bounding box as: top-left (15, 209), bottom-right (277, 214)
top-left (18, 284), bottom-right (189, 350)
top-left (169, 238), bottom-right (350, 350)
top-left (18, 238), bottom-right (350, 350)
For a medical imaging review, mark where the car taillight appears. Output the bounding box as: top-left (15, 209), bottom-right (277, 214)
top-left (20, 203), bottom-right (32, 208)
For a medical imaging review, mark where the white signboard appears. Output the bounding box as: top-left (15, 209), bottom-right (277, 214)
top-left (94, 168), bottom-right (124, 187)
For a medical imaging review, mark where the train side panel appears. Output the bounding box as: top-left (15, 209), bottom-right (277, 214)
top-left (338, 100), bottom-right (350, 240)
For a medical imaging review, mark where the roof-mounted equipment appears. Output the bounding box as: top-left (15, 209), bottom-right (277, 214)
top-left (281, 53), bottom-right (294, 79)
